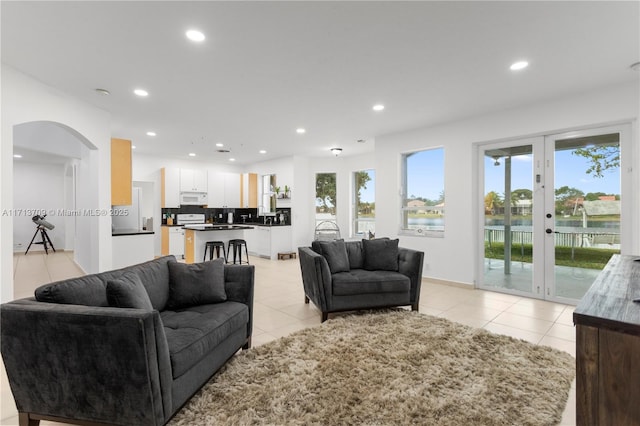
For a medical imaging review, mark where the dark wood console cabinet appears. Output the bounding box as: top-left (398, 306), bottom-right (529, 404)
top-left (573, 254), bottom-right (640, 426)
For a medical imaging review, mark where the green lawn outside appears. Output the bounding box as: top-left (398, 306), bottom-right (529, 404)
top-left (485, 242), bottom-right (618, 270)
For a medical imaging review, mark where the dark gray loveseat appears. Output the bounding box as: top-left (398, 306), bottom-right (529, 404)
top-left (1, 255), bottom-right (254, 426)
top-left (299, 238), bottom-right (424, 322)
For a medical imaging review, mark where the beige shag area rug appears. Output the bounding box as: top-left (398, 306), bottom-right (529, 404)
top-left (170, 311), bottom-right (575, 426)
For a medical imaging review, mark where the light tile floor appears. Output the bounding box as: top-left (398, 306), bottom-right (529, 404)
top-left (1, 251), bottom-right (577, 425)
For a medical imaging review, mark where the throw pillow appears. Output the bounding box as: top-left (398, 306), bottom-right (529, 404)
top-left (317, 239), bottom-right (350, 274)
top-left (362, 238), bottom-right (400, 271)
top-left (345, 240), bottom-right (364, 269)
top-left (106, 271), bottom-right (154, 310)
top-left (167, 258), bottom-right (227, 309)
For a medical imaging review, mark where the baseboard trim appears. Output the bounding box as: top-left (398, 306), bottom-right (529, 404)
top-left (422, 276), bottom-right (473, 289)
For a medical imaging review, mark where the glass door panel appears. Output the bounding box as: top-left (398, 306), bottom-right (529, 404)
top-left (547, 131), bottom-right (621, 301)
top-left (481, 142), bottom-right (536, 296)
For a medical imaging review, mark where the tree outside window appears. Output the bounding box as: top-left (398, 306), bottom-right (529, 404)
top-left (316, 173), bottom-right (336, 225)
top-left (353, 170), bottom-right (375, 237)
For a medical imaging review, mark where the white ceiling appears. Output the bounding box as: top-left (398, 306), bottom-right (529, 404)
top-left (2, 1), bottom-right (638, 166)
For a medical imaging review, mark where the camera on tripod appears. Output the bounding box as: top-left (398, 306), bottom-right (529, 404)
top-left (25, 214), bottom-right (56, 254)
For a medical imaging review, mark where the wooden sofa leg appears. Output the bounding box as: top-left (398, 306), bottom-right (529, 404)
top-left (411, 303), bottom-right (419, 312)
top-left (304, 295), bottom-right (309, 304)
top-left (19, 413), bottom-right (40, 426)
top-left (321, 312), bottom-right (328, 323)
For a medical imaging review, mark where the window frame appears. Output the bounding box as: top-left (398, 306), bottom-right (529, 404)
top-left (352, 169), bottom-right (375, 238)
top-left (399, 147), bottom-right (445, 238)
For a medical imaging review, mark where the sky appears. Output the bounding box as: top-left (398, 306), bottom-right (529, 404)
top-left (485, 150), bottom-right (620, 197)
top-left (405, 149), bottom-right (445, 201)
top-left (358, 170), bottom-right (376, 203)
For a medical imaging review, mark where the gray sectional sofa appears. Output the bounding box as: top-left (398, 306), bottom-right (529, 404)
top-left (1, 255), bottom-right (254, 426)
top-left (299, 238), bottom-right (424, 322)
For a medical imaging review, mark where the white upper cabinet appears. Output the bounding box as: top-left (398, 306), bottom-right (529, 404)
top-left (180, 169), bottom-right (208, 192)
top-left (224, 173), bottom-right (240, 207)
top-left (208, 172), bottom-right (240, 207)
top-left (161, 167), bottom-right (180, 208)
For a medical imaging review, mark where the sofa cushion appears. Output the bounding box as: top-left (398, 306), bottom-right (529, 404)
top-left (125, 255), bottom-right (174, 311)
top-left (106, 271), bottom-right (153, 310)
top-left (363, 238), bottom-right (399, 271)
top-left (316, 239), bottom-right (350, 274)
top-left (34, 274), bottom-right (109, 307)
top-left (345, 240), bottom-right (364, 269)
top-left (332, 269), bottom-right (410, 296)
top-left (168, 258), bottom-right (226, 309)
top-left (34, 256), bottom-right (175, 310)
top-left (161, 301), bottom-right (249, 378)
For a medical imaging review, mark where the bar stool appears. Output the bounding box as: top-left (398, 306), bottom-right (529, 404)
top-left (226, 239), bottom-right (249, 264)
top-left (204, 241), bottom-right (227, 262)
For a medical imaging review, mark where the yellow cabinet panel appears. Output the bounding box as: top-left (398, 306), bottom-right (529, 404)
top-left (111, 138), bottom-right (132, 205)
top-left (161, 226), bottom-right (170, 256)
top-left (185, 229), bottom-right (195, 264)
top-left (241, 173), bottom-right (258, 208)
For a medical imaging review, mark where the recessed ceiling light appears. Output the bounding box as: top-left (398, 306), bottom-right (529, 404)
top-left (372, 104), bottom-right (385, 111)
top-left (13, 154), bottom-right (22, 158)
top-left (134, 88), bottom-right (149, 97)
top-left (188, 153), bottom-right (196, 157)
top-left (94, 88), bottom-right (110, 96)
top-left (146, 131), bottom-right (156, 136)
top-left (216, 143), bottom-right (224, 147)
top-left (229, 158), bottom-right (236, 162)
top-left (296, 128), bottom-right (306, 134)
top-left (630, 61), bottom-right (640, 71)
top-left (131, 145), bottom-right (136, 149)
top-left (510, 61), bottom-right (529, 71)
top-left (259, 150), bottom-right (267, 154)
top-left (186, 29), bottom-right (205, 42)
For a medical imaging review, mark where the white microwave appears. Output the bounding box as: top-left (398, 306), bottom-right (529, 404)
top-left (180, 192), bottom-right (208, 206)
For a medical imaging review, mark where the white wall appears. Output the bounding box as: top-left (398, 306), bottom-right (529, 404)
top-left (375, 81), bottom-right (639, 286)
top-left (13, 161), bottom-right (66, 252)
top-left (1, 65), bottom-right (112, 302)
top-left (291, 155), bottom-right (312, 249)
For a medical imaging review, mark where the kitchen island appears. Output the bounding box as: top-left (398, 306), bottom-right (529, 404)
top-left (184, 224), bottom-right (254, 264)
top-left (243, 223), bottom-right (292, 260)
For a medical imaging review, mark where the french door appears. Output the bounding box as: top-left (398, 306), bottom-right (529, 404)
top-left (478, 124), bottom-right (628, 303)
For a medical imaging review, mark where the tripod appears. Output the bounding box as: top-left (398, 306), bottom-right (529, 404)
top-left (25, 224), bottom-right (56, 255)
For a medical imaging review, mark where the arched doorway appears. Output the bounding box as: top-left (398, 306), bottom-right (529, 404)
top-left (13, 121), bottom-right (98, 285)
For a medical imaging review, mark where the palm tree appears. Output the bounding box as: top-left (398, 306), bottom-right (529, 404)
top-left (484, 191), bottom-right (503, 215)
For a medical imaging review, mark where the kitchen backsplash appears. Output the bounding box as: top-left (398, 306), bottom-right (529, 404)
top-left (161, 206), bottom-right (291, 226)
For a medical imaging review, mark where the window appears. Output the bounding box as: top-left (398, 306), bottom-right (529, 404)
top-left (315, 173), bottom-right (336, 226)
top-left (401, 147), bottom-right (445, 235)
top-left (353, 169), bottom-right (375, 237)
top-left (261, 174), bottom-right (276, 214)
